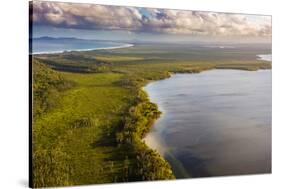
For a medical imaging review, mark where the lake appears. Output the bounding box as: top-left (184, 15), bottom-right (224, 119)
top-left (144, 69), bottom-right (271, 178)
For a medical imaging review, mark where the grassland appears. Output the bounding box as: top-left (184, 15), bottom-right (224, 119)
top-left (32, 43), bottom-right (271, 187)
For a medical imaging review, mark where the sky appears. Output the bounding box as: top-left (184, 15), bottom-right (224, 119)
top-left (31, 1), bottom-right (272, 43)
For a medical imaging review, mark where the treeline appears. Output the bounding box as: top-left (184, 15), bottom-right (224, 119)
top-left (115, 89), bottom-right (175, 181)
top-left (31, 47), bottom-right (272, 187)
top-left (32, 57), bottom-right (175, 184)
top-left (32, 58), bottom-right (74, 117)
top-left (31, 54), bottom-right (177, 187)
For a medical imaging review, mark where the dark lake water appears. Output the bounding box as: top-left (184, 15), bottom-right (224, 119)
top-left (144, 69), bottom-right (271, 178)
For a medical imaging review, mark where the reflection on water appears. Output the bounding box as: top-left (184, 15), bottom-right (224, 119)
top-left (144, 69), bottom-right (271, 178)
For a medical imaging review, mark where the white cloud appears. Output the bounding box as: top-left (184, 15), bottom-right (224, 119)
top-left (31, 1), bottom-right (271, 37)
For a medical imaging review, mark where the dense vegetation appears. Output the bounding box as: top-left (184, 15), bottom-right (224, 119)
top-left (32, 44), bottom-right (271, 187)
top-left (32, 59), bottom-right (74, 117)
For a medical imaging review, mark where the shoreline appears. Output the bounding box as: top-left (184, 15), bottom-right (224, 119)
top-left (142, 67), bottom-right (272, 178)
top-left (32, 42), bottom-right (272, 185)
top-left (257, 54), bottom-right (272, 62)
top-left (31, 43), bottom-right (134, 55)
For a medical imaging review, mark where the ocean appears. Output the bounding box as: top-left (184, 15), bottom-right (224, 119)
top-left (31, 37), bottom-right (133, 54)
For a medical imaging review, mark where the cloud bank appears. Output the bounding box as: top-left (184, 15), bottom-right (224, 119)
top-left (31, 1), bottom-right (271, 37)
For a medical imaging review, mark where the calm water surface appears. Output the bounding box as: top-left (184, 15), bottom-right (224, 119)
top-left (32, 37), bottom-right (133, 54)
top-left (144, 69), bottom-right (271, 178)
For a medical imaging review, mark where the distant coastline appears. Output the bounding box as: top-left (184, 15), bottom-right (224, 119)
top-left (32, 43), bottom-right (134, 55)
top-left (257, 54), bottom-right (272, 62)
top-left (31, 37), bottom-right (134, 55)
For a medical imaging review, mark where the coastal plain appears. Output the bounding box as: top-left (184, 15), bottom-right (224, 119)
top-left (32, 43), bottom-right (271, 187)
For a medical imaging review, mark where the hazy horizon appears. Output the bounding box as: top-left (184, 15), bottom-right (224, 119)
top-left (31, 1), bottom-right (271, 44)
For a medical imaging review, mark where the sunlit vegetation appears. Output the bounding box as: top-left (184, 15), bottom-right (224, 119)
top-left (32, 44), bottom-right (271, 187)
top-left (32, 59), bottom-right (74, 117)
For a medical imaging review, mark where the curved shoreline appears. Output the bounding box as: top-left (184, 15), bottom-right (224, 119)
top-left (141, 67), bottom-right (272, 178)
top-left (31, 43), bottom-right (134, 55)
